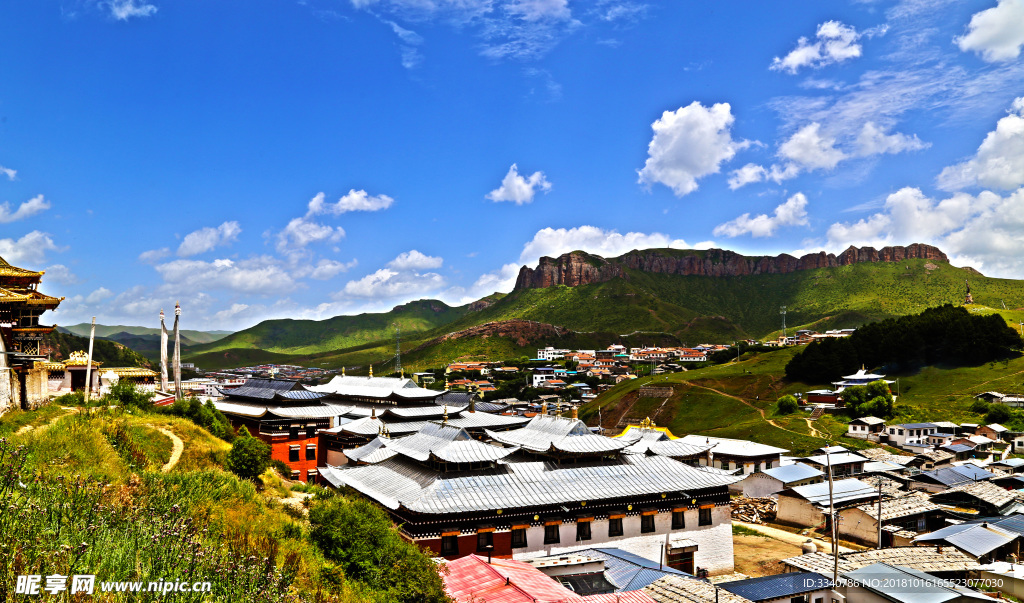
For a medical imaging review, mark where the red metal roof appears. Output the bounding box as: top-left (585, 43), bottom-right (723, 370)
top-left (443, 554), bottom-right (581, 603)
top-left (582, 592), bottom-right (657, 603)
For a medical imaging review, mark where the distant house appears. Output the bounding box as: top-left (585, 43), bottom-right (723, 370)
top-left (989, 458), bottom-right (1024, 474)
top-left (777, 479), bottom-right (880, 529)
top-left (941, 443), bottom-right (977, 462)
top-left (977, 423), bottom-right (1010, 442)
top-left (930, 481), bottom-right (1024, 516)
top-left (837, 492), bottom-right (945, 547)
top-left (679, 435), bottom-right (788, 475)
top-left (847, 416), bottom-right (886, 439)
top-left (800, 452), bottom-right (868, 478)
top-left (926, 433), bottom-right (958, 448)
top-left (735, 464), bottom-right (824, 498)
top-left (885, 423), bottom-right (938, 448)
top-left (913, 522), bottom-right (1021, 562)
top-left (907, 450), bottom-right (955, 471)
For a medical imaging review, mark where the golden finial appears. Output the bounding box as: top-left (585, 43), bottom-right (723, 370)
top-left (369, 365), bottom-right (373, 378)
top-left (442, 405), bottom-right (449, 425)
top-left (571, 406), bottom-right (578, 420)
top-left (371, 407), bottom-right (376, 419)
top-left (400, 368), bottom-right (404, 379)
top-left (383, 424), bottom-right (390, 438)
top-left (342, 366), bottom-right (346, 376)
top-left (445, 377), bottom-right (450, 390)
top-left (540, 401), bottom-right (547, 415)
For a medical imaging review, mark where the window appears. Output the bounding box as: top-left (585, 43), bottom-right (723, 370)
top-left (289, 425), bottom-right (299, 439)
top-left (699, 507), bottom-right (712, 526)
top-left (289, 447), bottom-right (300, 462)
top-left (608, 517), bottom-right (623, 537)
top-left (290, 470), bottom-right (300, 480)
top-left (511, 528), bottom-right (527, 548)
top-left (477, 531), bottom-right (493, 552)
top-left (791, 597), bottom-right (808, 603)
top-left (917, 516), bottom-right (927, 531)
top-left (721, 460), bottom-right (730, 470)
top-left (576, 521), bottom-right (592, 541)
top-left (306, 445), bottom-right (317, 461)
top-left (306, 469), bottom-right (318, 479)
top-left (544, 524), bottom-right (560, 544)
top-left (441, 535), bottom-right (458, 555)
top-left (754, 462), bottom-right (762, 473)
top-left (641, 514), bottom-right (655, 533)
top-left (672, 510), bottom-right (685, 529)
top-left (306, 425), bottom-right (317, 438)
top-left (815, 598), bottom-right (824, 603)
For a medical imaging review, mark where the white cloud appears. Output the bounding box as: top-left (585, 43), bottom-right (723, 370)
top-left (713, 193), bottom-right (810, 238)
top-left (956, 0), bottom-right (1024, 62)
top-left (518, 225), bottom-right (698, 265)
top-left (387, 21), bottom-right (424, 69)
top-left (342, 268), bottom-right (446, 299)
top-left (469, 262), bottom-right (523, 296)
top-left (310, 258), bottom-right (358, 280)
top-left (855, 122), bottom-right (929, 156)
top-left (177, 221), bottom-right (241, 257)
top-left (0, 166), bottom-right (16, 180)
top-left (0, 231), bottom-right (61, 266)
top-left (387, 250), bottom-right (443, 270)
top-left (306, 190), bottom-right (395, 216)
top-left (138, 247), bottom-right (171, 264)
top-left (0, 194), bottom-right (51, 223)
top-left (43, 264), bottom-right (78, 285)
top-left (637, 102), bottom-right (750, 197)
top-left (86, 287), bottom-right (114, 304)
top-left (154, 256), bottom-right (299, 295)
top-left (771, 21), bottom-right (880, 74)
top-left (106, 0), bottom-right (158, 20)
top-left (506, 0), bottom-right (571, 21)
top-left (820, 186), bottom-right (1024, 277)
top-left (486, 164), bottom-right (552, 204)
top-left (276, 217), bottom-right (345, 252)
top-left (779, 123), bottom-right (847, 170)
top-left (938, 98), bottom-right (1024, 191)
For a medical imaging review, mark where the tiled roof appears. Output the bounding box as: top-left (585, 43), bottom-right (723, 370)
top-left (781, 546), bottom-right (981, 574)
top-left (487, 414), bottom-right (628, 454)
top-left (344, 437), bottom-right (398, 464)
top-left (858, 448), bottom-right (916, 465)
top-left (320, 454), bottom-right (739, 514)
top-left (931, 480), bottom-right (1021, 510)
top-left (311, 375), bottom-right (441, 400)
top-left (381, 422), bottom-right (519, 464)
top-left (853, 492), bottom-right (939, 521)
top-left (644, 575), bottom-right (753, 603)
top-left (719, 573), bottom-right (830, 602)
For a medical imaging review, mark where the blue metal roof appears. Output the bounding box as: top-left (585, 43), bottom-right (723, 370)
top-left (916, 465), bottom-right (996, 486)
top-left (719, 572), bottom-right (831, 602)
top-left (572, 547), bottom-right (687, 591)
top-left (942, 444), bottom-right (974, 453)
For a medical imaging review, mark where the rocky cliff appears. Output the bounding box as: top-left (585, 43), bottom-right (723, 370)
top-left (513, 244), bottom-right (949, 290)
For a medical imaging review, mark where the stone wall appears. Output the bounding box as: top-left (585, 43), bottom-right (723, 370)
top-left (639, 386), bottom-right (674, 398)
top-left (0, 369), bottom-right (13, 416)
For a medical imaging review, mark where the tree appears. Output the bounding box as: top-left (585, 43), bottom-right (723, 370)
top-left (105, 379), bottom-right (154, 409)
top-left (226, 426), bottom-right (271, 480)
top-left (843, 380), bottom-right (894, 419)
top-left (986, 404), bottom-right (1012, 425)
top-left (308, 496), bottom-right (450, 603)
top-left (776, 395), bottom-right (799, 415)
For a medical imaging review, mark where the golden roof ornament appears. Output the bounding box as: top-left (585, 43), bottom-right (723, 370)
top-left (571, 406), bottom-right (578, 420)
top-left (342, 367), bottom-right (346, 376)
top-left (442, 405), bottom-right (449, 425)
top-left (640, 416), bottom-right (655, 430)
top-left (540, 401), bottom-right (547, 415)
top-left (369, 365), bottom-right (373, 378)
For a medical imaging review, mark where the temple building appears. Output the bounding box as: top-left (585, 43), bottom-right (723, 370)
top-left (0, 256), bottom-right (63, 414)
top-left (38, 352), bottom-right (160, 397)
top-left (320, 412), bottom-right (741, 575)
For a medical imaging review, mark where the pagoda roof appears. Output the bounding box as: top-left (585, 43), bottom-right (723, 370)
top-left (485, 414), bottom-right (629, 455)
top-left (320, 453), bottom-right (740, 514)
top-left (372, 422), bottom-right (520, 464)
top-left (0, 256), bottom-right (44, 279)
top-left (310, 375), bottom-right (441, 401)
top-left (218, 377), bottom-right (325, 402)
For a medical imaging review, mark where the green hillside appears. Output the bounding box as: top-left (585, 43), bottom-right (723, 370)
top-left (186, 298), bottom-right (472, 357)
top-left (59, 323), bottom-right (232, 344)
top-left (442, 256), bottom-right (1024, 342)
top-left (43, 330), bottom-right (153, 368)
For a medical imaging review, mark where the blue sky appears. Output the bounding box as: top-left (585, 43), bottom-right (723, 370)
top-left (3, 0), bottom-right (1024, 331)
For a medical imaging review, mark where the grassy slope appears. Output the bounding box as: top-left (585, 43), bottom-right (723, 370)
top-left (60, 323), bottom-right (232, 343)
top-left (187, 299), bottom-right (472, 357)
top-left (580, 345), bottom-right (1024, 455)
top-left (43, 330), bottom-right (153, 368)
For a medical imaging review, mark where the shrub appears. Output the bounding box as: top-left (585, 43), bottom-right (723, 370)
top-left (986, 404), bottom-right (1012, 425)
top-left (105, 379), bottom-right (154, 409)
top-left (308, 496), bottom-right (450, 603)
top-left (227, 426), bottom-right (271, 480)
top-left (776, 395), bottom-right (799, 415)
top-left (843, 380), bottom-right (895, 419)
top-left (971, 399), bottom-right (991, 414)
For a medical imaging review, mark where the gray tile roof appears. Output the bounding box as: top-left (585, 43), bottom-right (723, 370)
top-left (930, 480), bottom-right (1021, 511)
top-left (853, 492), bottom-right (939, 521)
top-left (644, 575), bottom-right (753, 603)
top-left (345, 437), bottom-right (398, 463)
top-left (914, 464), bottom-right (997, 487)
top-left (380, 422), bottom-right (518, 464)
top-left (486, 414), bottom-right (627, 454)
top-left (677, 435), bottom-right (788, 457)
top-left (843, 563), bottom-right (990, 603)
top-left (320, 454), bottom-right (740, 514)
top-left (719, 573), bottom-right (830, 602)
top-left (781, 547), bottom-right (982, 574)
top-left (213, 400), bottom-right (351, 420)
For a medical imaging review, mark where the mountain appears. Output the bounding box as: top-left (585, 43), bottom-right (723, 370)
top-left (178, 243), bottom-right (1024, 373)
top-left (58, 323), bottom-right (232, 344)
top-left (186, 298), bottom-right (473, 357)
top-left (43, 330), bottom-right (153, 368)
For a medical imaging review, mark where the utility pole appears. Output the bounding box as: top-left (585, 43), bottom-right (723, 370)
top-left (780, 306), bottom-right (787, 340)
top-left (876, 476), bottom-right (884, 549)
top-left (826, 449), bottom-right (838, 585)
top-left (393, 323), bottom-right (402, 378)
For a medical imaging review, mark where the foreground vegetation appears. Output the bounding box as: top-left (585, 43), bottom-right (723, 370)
top-left (0, 401), bottom-right (450, 602)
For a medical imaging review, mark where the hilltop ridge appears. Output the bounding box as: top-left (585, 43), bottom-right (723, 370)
top-left (515, 244), bottom-right (949, 289)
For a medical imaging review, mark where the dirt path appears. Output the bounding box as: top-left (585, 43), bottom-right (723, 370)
top-left (804, 418), bottom-right (826, 439)
top-left (688, 383), bottom-right (824, 441)
top-left (155, 427), bottom-right (184, 473)
top-left (734, 521), bottom-right (854, 554)
top-left (14, 406), bottom-right (78, 435)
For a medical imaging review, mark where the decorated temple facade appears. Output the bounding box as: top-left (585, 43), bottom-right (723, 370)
top-left (0, 256), bottom-right (63, 414)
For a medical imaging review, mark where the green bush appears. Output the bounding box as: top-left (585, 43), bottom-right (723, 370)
top-left (776, 395), bottom-right (799, 415)
top-left (105, 379), bottom-right (154, 409)
top-left (308, 496), bottom-right (450, 603)
top-left (971, 399), bottom-right (991, 414)
top-left (227, 426), bottom-right (271, 480)
top-left (986, 404), bottom-right (1012, 425)
top-left (843, 380), bottom-right (895, 419)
